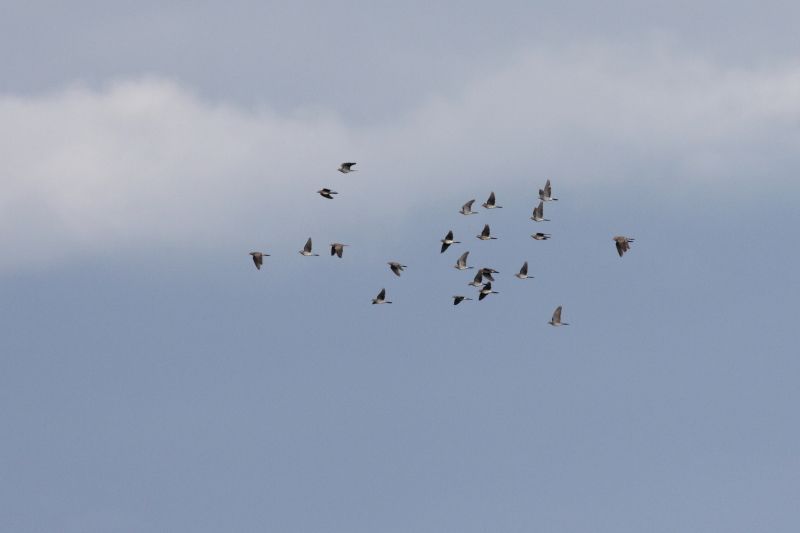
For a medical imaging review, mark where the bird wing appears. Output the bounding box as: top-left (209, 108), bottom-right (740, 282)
top-left (463, 199), bottom-right (475, 210)
top-left (552, 306), bottom-right (562, 322)
top-left (520, 262), bottom-right (528, 275)
top-left (481, 224), bottom-right (490, 237)
top-left (377, 288), bottom-right (386, 300)
top-left (615, 240), bottom-right (625, 256)
top-left (304, 238), bottom-right (313, 253)
top-left (446, 230), bottom-right (454, 240)
top-left (544, 180), bottom-right (552, 196)
top-left (487, 192), bottom-right (496, 205)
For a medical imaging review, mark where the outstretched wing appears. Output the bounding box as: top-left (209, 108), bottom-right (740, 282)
top-left (304, 238), bottom-right (313, 253)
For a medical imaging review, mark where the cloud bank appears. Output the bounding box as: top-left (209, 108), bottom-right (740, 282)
top-left (1, 45), bottom-right (799, 270)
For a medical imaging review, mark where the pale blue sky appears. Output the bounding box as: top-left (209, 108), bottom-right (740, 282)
top-left (1, 2), bottom-right (799, 532)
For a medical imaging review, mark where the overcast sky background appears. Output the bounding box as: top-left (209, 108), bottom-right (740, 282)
top-left (1, 2), bottom-right (799, 532)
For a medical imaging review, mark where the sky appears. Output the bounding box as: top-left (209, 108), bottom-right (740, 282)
top-left (1, 2), bottom-right (799, 532)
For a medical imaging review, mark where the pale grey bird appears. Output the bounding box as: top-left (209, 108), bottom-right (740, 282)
top-left (482, 191), bottom-right (502, 209)
top-left (548, 305), bottom-right (569, 326)
top-left (440, 230), bottom-right (460, 253)
top-left (330, 243), bottom-right (348, 258)
top-left (515, 261), bottom-right (533, 279)
top-left (460, 199), bottom-right (478, 215)
top-left (249, 251), bottom-right (270, 270)
top-left (454, 251), bottom-right (473, 270)
top-left (338, 162), bottom-right (357, 173)
top-left (478, 282), bottom-right (499, 301)
top-left (613, 236), bottom-right (635, 257)
top-left (468, 270), bottom-right (484, 287)
top-left (388, 261), bottom-right (407, 277)
top-left (372, 288), bottom-right (392, 304)
top-left (453, 295), bottom-right (472, 305)
top-left (538, 179), bottom-right (558, 201)
top-left (476, 224), bottom-right (497, 240)
top-left (478, 267), bottom-right (499, 282)
top-left (530, 201), bottom-right (550, 222)
top-left (531, 233), bottom-right (551, 241)
top-left (299, 238), bottom-right (319, 256)
top-left (317, 188), bottom-right (338, 199)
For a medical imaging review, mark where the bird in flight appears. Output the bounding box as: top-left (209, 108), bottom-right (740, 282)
top-left (478, 267), bottom-right (499, 282)
top-left (453, 295), bottom-right (472, 305)
top-left (538, 179), bottom-right (558, 201)
top-left (338, 162), bottom-right (357, 173)
top-left (530, 201), bottom-right (550, 222)
top-left (317, 188), bottom-right (338, 199)
top-left (459, 199), bottom-right (478, 215)
top-left (613, 236), bottom-right (635, 257)
top-left (454, 251), bottom-right (473, 270)
top-left (330, 243), bottom-right (348, 258)
top-left (476, 224), bottom-right (497, 240)
top-left (482, 191), bottom-right (502, 209)
top-left (515, 261), bottom-right (533, 279)
top-left (478, 282), bottom-right (499, 301)
top-left (372, 288), bottom-right (392, 304)
top-left (440, 230), bottom-right (460, 253)
top-left (299, 238), bottom-right (319, 256)
top-left (548, 305), bottom-right (569, 326)
top-left (468, 270), bottom-right (484, 287)
top-left (388, 261), bottom-right (407, 277)
top-left (249, 251), bottom-right (269, 270)
top-left (531, 233), bottom-right (551, 241)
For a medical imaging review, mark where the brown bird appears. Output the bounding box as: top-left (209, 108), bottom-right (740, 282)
top-left (482, 191), bottom-right (502, 209)
top-left (477, 224), bottom-right (497, 240)
top-left (372, 288), bottom-right (392, 304)
top-left (440, 230), bottom-right (460, 253)
top-left (531, 233), bottom-right (551, 241)
top-left (548, 305), bottom-right (569, 326)
top-left (249, 251), bottom-right (269, 270)
top-left (388, 261), bottom-right (407, 277)
top-left (478, 282), bottom-right (499, 301)
top-left (538, 179), bottom-right (558, 201)
top-left (317, 188), bottom-right (338, 199)
top-left (613, 236), bottom-right (635, 257)
top-left (338, 162), bottom-right (357, 173)
top-left (453, 295), bottom-right (473, 305)
top-left (330, 243), bottom-right (349, 258)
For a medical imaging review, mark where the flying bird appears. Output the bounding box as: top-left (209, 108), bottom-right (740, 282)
top-left (482, 191), bottom-right (502, 209)
top-left (478, 267), bottom-right (499, 282)
top-left (317, 188), bottom-right (338, 199)
top-left (531, 233), bottom-right (551, 241)
top-left (388, 261), bottom-right (407, 277)
top-left (515, 261), bottom-right (533, 279)
top-left (530, 201), bottom-right (550, 222)
top-left (453, 295), bottom-right (473, 305)
top-left (478, 282), bottom-right (499, 301)
top-left (249, 251), bottom-right (269, 270)
top-left (460, 199), bottom-right (478, 215)
top-left (468, 270), bottom-right (484, 286)
top-left (613, 236), bottom-right (635, 257)
top-left (372, 288), bottom-right (392, 304)
top-left (330, 243), bottom-right (348, 258)
top-left (538, 179), bottom-right (558, 201)
top-left (299, 238), bottom-right (319, 256)
top-left (476, 224), bottom-right (497, 240)
top-left (338, 162), bottom-right (357, 173)
top-left (548, 305), bottom-right (569, 326)
top-left (440, 230), bottom-right (460, 253)
top-left (454, 251), bottom-right (473, 270)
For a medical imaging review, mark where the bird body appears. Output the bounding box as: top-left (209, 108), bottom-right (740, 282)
top-left (249, 251), bottom-right (269, 270)
top-left (454, 251), bottom-right (473, 270)
top-left (482, 191), bottom-right (502, 209)
top-left (460, 199), bottom-right (478, 215)
top-left (539, 179), bottom-right (558, 201)
top-left (388, 261), bottom-right (407, 277)
top-left (548, 305), bottom-right (569, 326)
top-left (530, 201), bottom-right (550, 222)
top-left (299, 238), bottom-right (319, 256)
top-left (440, 230), bottom-right (460, 253)
top-left (330, 243), bottom-right (348, 258)
top-left (515, 261), bottom-right (532, 279)
top-left (317, 188), bottom-right (338, 199)
top-left (372, 288), bottom-right (392, 304)
top-left (613, 236), bottom-right (635, 257)
top-left (338, 162), bottom-right (357, 173)
top-left (477, 224), bottom-right (497, 240)
top-left (478, 282), bottom-right (499, 301)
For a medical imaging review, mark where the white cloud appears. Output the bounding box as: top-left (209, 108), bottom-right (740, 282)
top-left (1, 46), bottom-right (799, 270)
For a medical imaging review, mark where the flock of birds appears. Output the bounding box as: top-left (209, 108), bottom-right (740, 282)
top-left (250, 162), bottom-right (635, 326)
